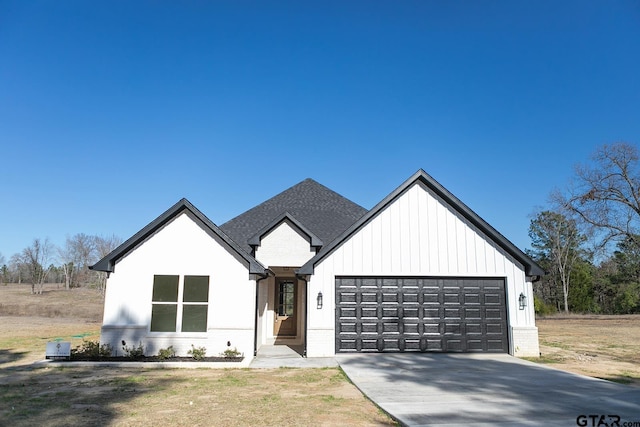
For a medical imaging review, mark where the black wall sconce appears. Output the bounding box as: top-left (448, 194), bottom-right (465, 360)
top-left (519, 292), bottom-right (527, 310)
top-left (317, 291), bottom-right (323, 309)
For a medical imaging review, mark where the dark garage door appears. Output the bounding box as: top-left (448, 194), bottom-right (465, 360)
top-left (336, 277), bottom-right (509, 353)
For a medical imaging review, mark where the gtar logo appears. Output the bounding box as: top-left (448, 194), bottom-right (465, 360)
top-left (576, 415), bottom-right (621, 427)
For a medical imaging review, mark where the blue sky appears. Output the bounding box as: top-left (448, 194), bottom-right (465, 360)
top-left (1, 1), bottom-right (639, 260)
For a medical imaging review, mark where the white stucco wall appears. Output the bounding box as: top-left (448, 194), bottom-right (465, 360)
top-left (254, 220), bottom-right (315, 268)
top-left (306, 181), bottom-right (539, 357)
top-left (101, 211), bottom-right (256, 358)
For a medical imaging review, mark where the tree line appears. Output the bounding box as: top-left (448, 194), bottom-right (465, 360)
top-left (528, 142), bottom-right (640, 315)
top-left (0, 234), bottom-right (121, 295)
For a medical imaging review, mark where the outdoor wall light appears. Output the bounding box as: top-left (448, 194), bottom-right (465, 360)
top-left (519, 292), bottom-right (527, 310)
top-left (317, 291), bottom-right (323, 309)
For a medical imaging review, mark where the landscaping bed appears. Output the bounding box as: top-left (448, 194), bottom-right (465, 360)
top-left (64, 355), bottom-right (244, 363)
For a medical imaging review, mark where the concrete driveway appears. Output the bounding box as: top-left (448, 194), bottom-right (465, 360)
top-left (337, 353), bottom-right (640, 427)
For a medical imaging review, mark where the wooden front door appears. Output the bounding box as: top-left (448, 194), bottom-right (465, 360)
top-left (274, 279), bottom-right (297, 336)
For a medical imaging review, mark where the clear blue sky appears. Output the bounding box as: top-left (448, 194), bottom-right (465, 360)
top-left (1, 1), bottom-right (639, 260)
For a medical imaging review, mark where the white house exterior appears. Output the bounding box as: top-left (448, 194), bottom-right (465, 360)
top-left (92, 170), bottom-right (543, 360)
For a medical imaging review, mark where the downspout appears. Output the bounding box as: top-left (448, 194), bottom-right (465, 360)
top-left (253, 271), bottom-right (272, 357)
top-left (297, 274), bottom-right (309, 358)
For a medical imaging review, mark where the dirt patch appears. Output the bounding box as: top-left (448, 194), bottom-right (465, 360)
top-left (534, 314), bottom-right (640, 387)
top-left (0, 283), bottom-right (103, 321)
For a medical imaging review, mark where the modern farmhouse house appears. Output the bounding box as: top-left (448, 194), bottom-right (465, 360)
top-left (91, 169), bottom-right (543, 359)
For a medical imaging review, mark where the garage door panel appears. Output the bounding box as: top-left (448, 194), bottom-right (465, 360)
top-left (338, 339), bottom-right (357, 351)
top-left (464, 293), bottom-right (481, 304)
top-left (338, 292), bottom-right (357, 304)
top-left (361, 339), bottom-right (378, 351)
top-left (383, 322), bottom-right (400, 333)
top-left (360, 307), bottom-right (378, 318)
top-left (403, 307), bottom-right (419, 318)
top-left (338, 307), bottom-right (356, 318)
top-left (444, 293), bottom-right (462, 304)
top-left (382, 293), bottom-right (399, 303)
top-left (403, 292), bottom-right (419, 303)
top-left (338, 322), bottom-right (357, 334)
top-left (403, 322), bottom-right (420, 334)
top-left (423, 307), bottom-right (441, 318)
top-left (484, 295), bottom-right (502, 305)
top-left (423, 292), bottom-right (440, 303)
top-left (485, 308), bottom-right (504, 319)
top-left (444, 339), bottom-right (463, 351)
top-left (465, 323), bottom-right (482, 334)
top-left (486, 322), bottom-right (505, 334)
top-left (361, 292), bottom-right (377, 303)
top-left (382, 306), bottom-right (399, 317)
top-left (487, 339), bottom-right (506, 351)
top-left (336, 277), bottom-right (508, 353)
top-left (404, 339), bottom-right (421, 351)
top-left (465, 307), bottom-right (482, 319)
top-left (423, 322), bottom-right (441, 335)
top-left (467, 339), bottom-right (485, 351)
top-left (361, 322), bottom-right (379, 333)
top-left (444, 322), bottom-right (462, 334)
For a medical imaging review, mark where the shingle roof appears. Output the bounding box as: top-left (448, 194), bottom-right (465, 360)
top-left (220, 179), bottom-right (368, 253)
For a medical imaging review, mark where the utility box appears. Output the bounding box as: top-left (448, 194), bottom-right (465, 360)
top-left (46, 341), bottom-right (71, 360)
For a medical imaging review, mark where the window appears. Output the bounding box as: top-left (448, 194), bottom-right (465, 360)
top-left (150, 275), bottom-right (209, 332)
top-left (278, 280), bottom-right (295, 316)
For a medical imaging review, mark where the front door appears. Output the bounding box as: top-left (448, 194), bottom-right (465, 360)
top-left (274, 279), bottom-right (296, 336)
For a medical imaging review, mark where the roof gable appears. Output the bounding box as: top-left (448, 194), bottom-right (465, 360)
top-left (90, 198), bottom-right (266, 275)
top-left (298, 169), bottom-right (544, 277)
top-left (248, 212), bottom-right (323, 248)
top-left (220, 178), bottom-right (367, 253)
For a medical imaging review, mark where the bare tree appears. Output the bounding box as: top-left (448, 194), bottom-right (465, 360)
top-left (70, 233), bottom-right (96, 285)
top-left (93, 234), bottom-right (122, 294)
top-left (21, 238), bottom-right (54, 294)
top-left (0, 252), bottom-right (5, 285)
top-left (559, 142), bottom-right (640, 252)
top-left (9, 253), bottom-right (25, 284)
top-left (57, 233), bottom-right (97, 289)
top-left (57, 244), bottom-right (75, 290)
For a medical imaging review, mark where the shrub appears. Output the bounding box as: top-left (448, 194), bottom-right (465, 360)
top-left (187, 344), bottom-right (207, 360)
top-left (157, 346), bottom-right (176, 360)
top-left (121, 340), bottom-right (145, 358)
top-left (534, 295), bottom-right (557, 317)
top-left (71, 339), bottom-right (113, 359)
top-left (221, 347), bottom-right (241, 358)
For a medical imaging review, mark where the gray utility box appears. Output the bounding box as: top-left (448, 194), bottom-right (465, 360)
top-left (46, 341), bottom-right (71, 360)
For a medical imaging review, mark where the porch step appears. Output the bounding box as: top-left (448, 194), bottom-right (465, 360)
top-left (250, 344), bottom-right (337, 368)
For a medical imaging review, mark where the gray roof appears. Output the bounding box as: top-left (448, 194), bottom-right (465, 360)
top-left (220, 178), bottom-right (368, 253)
top-left (90, 198), bottom-right (266, 275)
top-left (299, 169), bottom-right (545, 277)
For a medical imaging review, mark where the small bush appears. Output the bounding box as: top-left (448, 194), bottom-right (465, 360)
top-left (71, 339), bottom-right (113, 359)
top-left (157, 346), bottom-right (176, 360)
top-left (187, 344), bottom-right (206, 360)
top-left (221, 347), bottom-right (242, 358)
top-left (121, 341), bottom-right (145, 358)
top-left (534, 295), bottom-right (557, 317)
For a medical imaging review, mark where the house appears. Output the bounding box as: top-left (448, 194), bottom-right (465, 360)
top-left (91, 169), bottom-right (543, 359)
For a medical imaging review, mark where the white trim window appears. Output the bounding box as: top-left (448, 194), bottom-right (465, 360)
top-left (150, 275), bottom-right (209, 332)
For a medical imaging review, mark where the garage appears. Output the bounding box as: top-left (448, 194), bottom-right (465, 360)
top-left (335, 277), bottom-right (509, 353)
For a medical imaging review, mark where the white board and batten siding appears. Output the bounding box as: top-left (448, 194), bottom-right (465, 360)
top-left (101, 211), bottom-right (256, 358)
top-left (306, 181), bottom-right (539, 357)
